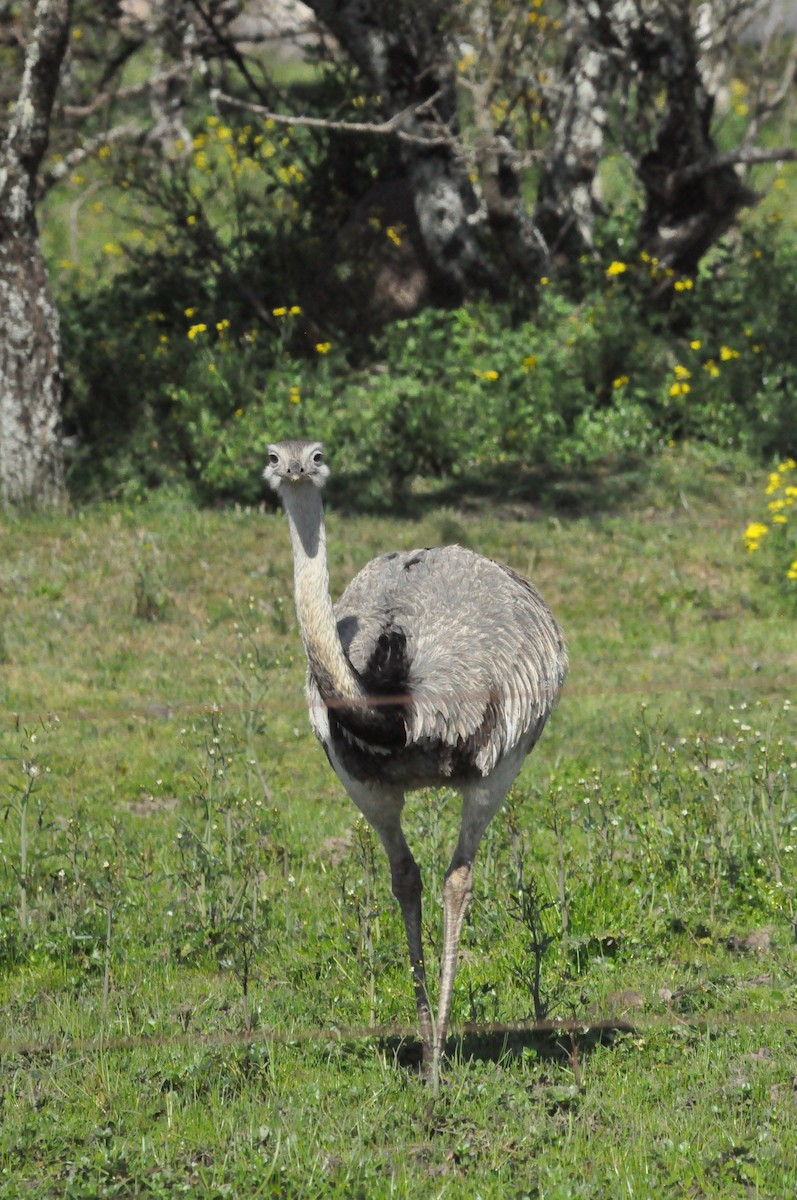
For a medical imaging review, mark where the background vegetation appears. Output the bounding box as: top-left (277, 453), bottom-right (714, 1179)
top-left (1, 2), bottom-right (797, 1195)
top-left (13, 0), bottom-right (790, 508)
top-left (52, 137), bottom-right (797, 508)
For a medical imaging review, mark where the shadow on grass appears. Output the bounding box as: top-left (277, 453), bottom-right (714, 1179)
top-left (381, 1018), bottom-right (636, 1073)
top-left (326, 454), bottom-right (650, 521)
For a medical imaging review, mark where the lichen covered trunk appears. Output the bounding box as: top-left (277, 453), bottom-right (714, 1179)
top-left (535, 34), bottom-right (614, 261)
top-left (0, 0), bottom-right (71, 510)
top-left (0, 230), bottom-right (65, 509)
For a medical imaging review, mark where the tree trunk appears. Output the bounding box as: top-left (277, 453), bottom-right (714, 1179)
top-left (0, 0), bottom-right (71, 510)
top-left (635, 1), bottom-right (756, 276)
top-left (535, 5), bottom-right (617, 262)
top-left (307, 0), bottom-right (503, 300)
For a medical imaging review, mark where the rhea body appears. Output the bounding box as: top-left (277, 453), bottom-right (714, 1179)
top-left (265, 439), bottom-right (567, 1087)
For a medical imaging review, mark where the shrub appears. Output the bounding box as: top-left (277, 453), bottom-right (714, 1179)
top-left (58, 202), bottom-right (797, 506)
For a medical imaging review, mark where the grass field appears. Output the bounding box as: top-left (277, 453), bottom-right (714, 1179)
top-left (1, 445), bottom-right (796, 1198)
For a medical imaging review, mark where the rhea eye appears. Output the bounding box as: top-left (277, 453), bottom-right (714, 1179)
top-left (268, 451), bottom-right (279, 466)
top-left (312, 450), bottom-right (324, 465)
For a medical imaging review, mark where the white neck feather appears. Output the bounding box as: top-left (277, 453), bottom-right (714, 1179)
top-left (280, 482), bottom-right (365, 704)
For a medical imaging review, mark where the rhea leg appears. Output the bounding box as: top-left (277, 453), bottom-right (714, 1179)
top-left (386, 837), bottom-right (435, 1059)
top-left (340, 777), bottom-right (435, 1063)
top-left (431, 764), bottom-right (524, 1089)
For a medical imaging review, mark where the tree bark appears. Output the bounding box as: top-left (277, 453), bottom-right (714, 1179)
top-left (535, 3), bottom-right (617, 262)
top-left (635, 0), bottom-right (756, 276)
top-left (0, 0), bottom-right (71, 509)
top-left (306, 0), bottom-right (503, 300)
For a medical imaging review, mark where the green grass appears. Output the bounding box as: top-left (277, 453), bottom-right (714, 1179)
top-left (1, 445), bottom-right (796, 1197)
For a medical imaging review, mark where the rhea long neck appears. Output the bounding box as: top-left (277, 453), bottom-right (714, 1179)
top-left (280, 480), bottom-right (366, 705)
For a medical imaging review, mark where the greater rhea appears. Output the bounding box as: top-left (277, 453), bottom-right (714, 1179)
top-left (265, 439), bottom-right (567, 1088)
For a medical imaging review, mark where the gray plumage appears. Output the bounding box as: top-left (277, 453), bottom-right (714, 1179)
top-left (265, 439), bottom-right (567, 1090)
top-left (316, 544), bottom-right (565, 783)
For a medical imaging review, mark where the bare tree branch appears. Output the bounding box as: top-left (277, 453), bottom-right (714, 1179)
top-left (673, 142), bottom-right (797, 187)
top-left (212, 88), bottom-right (452, 146)
top-left (60, 64), bottom-right (189, 119)
top-left (40, 122), bottom-right (144, 194)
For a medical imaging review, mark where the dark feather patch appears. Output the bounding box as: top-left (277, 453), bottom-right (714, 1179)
top-left (332, 624), bottom-right (410, 750)
top-left (366, 628), bottom-right (409, 694)
top-left (403, 553), bottom-right (424, 571)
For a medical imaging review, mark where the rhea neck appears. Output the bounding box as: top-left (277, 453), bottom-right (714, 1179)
top-left (279, 479), bottom-right (365, 705)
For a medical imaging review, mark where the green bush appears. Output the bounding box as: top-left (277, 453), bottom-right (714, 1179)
top-left (59, 213), bottom-right (797, 506)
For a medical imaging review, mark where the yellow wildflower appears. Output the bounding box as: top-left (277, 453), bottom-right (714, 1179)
top-left (673, 278), bottom-right (693, 291)
top-left (669, 382), bottom-right (690, 397)
top-left (187, 323), bottom-right (207, 340)
top-left (477, 370), bottom-right (500, 381)
top-left (315, 342), bottom-right (332, 355)
top-left (703, 359), bottom-right (720, 378)
top-left (523, 355), bottom-right (539, 371)
top-left (605, 261), bottom-right (627, 277)
top-left (277, 164), bottom-right (304, 185)
top-left (272, 306), bottom-right (287, 317)
top-left (386, 226), bottom-right (402, 246)
top-left (289, 306), bottom-right (301, 315)
top-left (720, 345), bottom-right (739, 361)
top-left (743, 522), bottom-right (768, 552)
top-left (612, 375), bottom-right (630, 389)
top-left (289, 386), bottom-right (301, 404)
top-left (674, 364), bottom-right (691, 380)
top-left (787, 560), bottom-right (797, 580)
top-left (184, 307), bottom-right (198, 317)
top-left (690, 339), bottom-right (702, 350)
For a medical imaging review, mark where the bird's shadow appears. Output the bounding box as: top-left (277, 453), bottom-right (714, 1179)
top-left (379, 1018), bottom-right (636, 1073)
